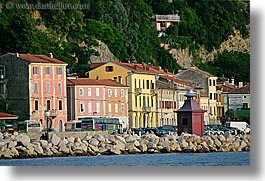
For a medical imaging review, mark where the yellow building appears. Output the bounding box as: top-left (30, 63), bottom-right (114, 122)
top-left (89, 62), bottom-right (158, 128)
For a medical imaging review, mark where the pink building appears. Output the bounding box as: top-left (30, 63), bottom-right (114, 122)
top-left (67, 78), bottom-right (129, 128)
top-left (0, 53), bottom-right (68, 132)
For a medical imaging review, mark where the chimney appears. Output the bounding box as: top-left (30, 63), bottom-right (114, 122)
top-left (238, 82), bottom-right (243, 88)
top-left (158, 66), bottom-right (162, 70)
top-left (230, 77), bottom-right (234, 85)
top-left (49, 53), bottom-right (53, 58)
top-left (164, 69), bottom-right (168, 73)
top-left (16, 53), bottom-right (19, 57)
top-left (134, 64), bottom-right (137, 70)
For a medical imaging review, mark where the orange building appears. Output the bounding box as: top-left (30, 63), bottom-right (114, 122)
top-left (0, 53), bottom-right (68, 132)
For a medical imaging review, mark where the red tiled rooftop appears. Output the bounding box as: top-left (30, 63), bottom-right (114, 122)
top-left (0, 112), bottom-right (19, 120)
top-left (89, 62), bottom-right (175, 75)
top-left (5, 53), bottom-right (67, 64)
top-left (188, 67), bottom-right (215, 77)
top-left (67, 78), bottom-right (127, 87)
top-left (160, 75), bottom-right (184, 83)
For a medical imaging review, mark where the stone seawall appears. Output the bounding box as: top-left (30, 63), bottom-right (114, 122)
top-left (0, 132), bottom-right (250, 159)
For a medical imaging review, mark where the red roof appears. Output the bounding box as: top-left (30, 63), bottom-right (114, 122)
top-left (89, 62), bottom-right (175, 75)
top-left (230, 84), bottom-right (250, 94)
top-left (177, 100), bottom-right (206, 112)
top-left (5, 53), bottom-right (67, 64)
top-left (188, 67), bottom-right (215, 77)
top-left (67, 78), bottom-right (127, 87)
top-left (160, 75), bottom-right (184, 83)
top-left (0, 112), bottom-right (19, 120)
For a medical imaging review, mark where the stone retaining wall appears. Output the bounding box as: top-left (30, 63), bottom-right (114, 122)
top-left (0, 132), bottom-right (250, 159)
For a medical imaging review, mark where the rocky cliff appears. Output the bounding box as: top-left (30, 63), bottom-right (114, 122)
top-left (166, 29), bottom-right (250, 68)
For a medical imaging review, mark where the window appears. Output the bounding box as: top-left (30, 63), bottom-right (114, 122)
top-left (58, 83), bottom-right (62, 93)
top-left (139, 79), bottom-right (141, 88)
top-left (121, 89), bottom-right (124, 97)
top-left (46, 82), bottom-right (50, 93)
top-left (213, 80), bottom-right (216, 86)
top-left (34, 100), bottom-right (39, 110)
top-left (88, 102), bottom-right (92, 113)
top-left (108, 89), bottom-right (112, 97)
top-left (45, 67), bottom-right (50, 75)
top-left (88, 88), bottom-right (92, 96)
top-left (209, 79), bottom-right (212, 86)
top-left (58, 100), bottom-right (63, 110)
top-left (96, 88), bottom-right (100, 96)
top-left (0, 66), bottom-right (5, 77)
top-left (96, 102), bottom-right (100, 113)
top-left (33, 66), bottom-right (38, 74)
top-left (79, 88), bottom-right (84, 96)
top-left (135, 79), bottom-right (137, 88)
top-left (143, 79), bottom-right (145, 89)
top-left (34, 83), bottom-right (38, 93)
top-left (118, 76), bottom-right (122, 84)
top-left (115, 89), bottom-right (118, 97)
top-left (114, 77), bottom-right (118, 82)
top-left (115, 103), bottom-right (118, 113)
top-left (105, 66), bottom-right (113, 72)
top-left (108, 103), bottom-right (112, 113)
top-left (210, 93), bottom-right (213, 100)
top-left (46, 100), bottom-right (51, 110)
top-left (146, 80), bottom-right (150, 89)
top-left (80, 103), bottom-right (85, 113)
top-left (0, 83), bottom-right (5, 94)
top-left (57, 67), bottom-right (63, 75)
top-left (135, 96), bottom-right (137, 107)
top-left (243, 103), bottom-right (248, 109)
top-left (121, 103), bottom-right (124, 113)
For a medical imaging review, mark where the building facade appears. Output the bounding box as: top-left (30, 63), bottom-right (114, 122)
top-left (67, 78), bottom-right (129, 128)
top-left (0, 53), bottom-right (68, 132)
top-left (175, 67), bottom-right (219, 124)
top-left (89, 62), bottom-right (178, 128)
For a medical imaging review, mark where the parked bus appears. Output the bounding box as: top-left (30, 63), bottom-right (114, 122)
top-left (81, 117), bottom-right (123, 134)
top-left (17, 120), bottom-right (42, 132)
top-left (65, 120), bottom-right (82, 132)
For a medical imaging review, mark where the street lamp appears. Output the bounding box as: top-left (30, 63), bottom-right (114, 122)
top-left (44, 110), bottom-right (50, 140)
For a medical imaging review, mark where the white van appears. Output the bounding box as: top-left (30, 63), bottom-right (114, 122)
top-left (225, 121), bottom-right (250, 134)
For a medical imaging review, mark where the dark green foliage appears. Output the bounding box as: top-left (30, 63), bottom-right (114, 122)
top-left (209, 51), bottom-right (250, 83)
top-left (0, 0), bottom-right (249, 78)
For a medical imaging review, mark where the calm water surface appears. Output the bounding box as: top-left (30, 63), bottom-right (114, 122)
top-left (0, 152), bottom-right (250, 166)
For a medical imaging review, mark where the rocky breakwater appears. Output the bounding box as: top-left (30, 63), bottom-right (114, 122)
top-left (0, 132), bottom-right (250, 159)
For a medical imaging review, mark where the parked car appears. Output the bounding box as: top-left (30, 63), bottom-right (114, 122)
top-left (131, 128), bottom-right (145, 136)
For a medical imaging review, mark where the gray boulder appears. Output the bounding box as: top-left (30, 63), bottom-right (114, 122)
top-left (17, 135), bottom-right (31, 147)
top-left (49, 134), bottom-right (61, 146)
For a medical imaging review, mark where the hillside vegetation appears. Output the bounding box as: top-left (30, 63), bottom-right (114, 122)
top-left (0, 0), bottom-right (250, 82)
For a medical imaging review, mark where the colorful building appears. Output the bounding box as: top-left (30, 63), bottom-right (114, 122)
top-left (0, 53), bottom-right (68, 132)
top-left (89, 62), bottom-right (172, 128)
top-left (66, 78), bottom-right (129, 128)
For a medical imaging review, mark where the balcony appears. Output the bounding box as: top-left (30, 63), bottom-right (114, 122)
top-left (142, 106), bottom-right (151, 113)
top-left (49, 109), bottom-right (58, 118)
top-left (156, 14), bottom-right (180, 22)
top-left (150, 89), bottom-right (157, 95)
top-left (135, 88), bottom-right (142, 95)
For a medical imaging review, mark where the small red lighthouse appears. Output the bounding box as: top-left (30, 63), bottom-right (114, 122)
top-left (176, 88), bottom-right (206, 136)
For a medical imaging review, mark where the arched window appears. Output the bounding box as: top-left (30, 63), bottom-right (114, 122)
top-left (59, 120), bottom-right (63, 132)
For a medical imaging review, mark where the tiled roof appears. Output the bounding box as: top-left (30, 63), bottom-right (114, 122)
top-left (67, 78), bottom-right (127, 87)
top-left (5, 53), bottom-right (67, 64)
top-left (160, 75), bottom-right (184, 83)
top-left (230, 84), bottom-right (250, 94)
top-left (89, 62), bottom-right (175, 75)
top-left (187, 67), bottom-right (215, 77)
top-left (0, 112), bottom-right (19, 120)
